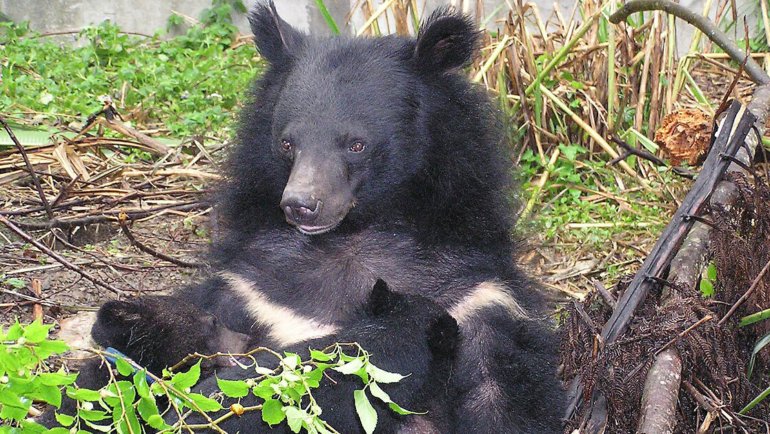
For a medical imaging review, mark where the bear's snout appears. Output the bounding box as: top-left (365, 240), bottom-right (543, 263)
top-left (281, 195), bottom-right (322, 225)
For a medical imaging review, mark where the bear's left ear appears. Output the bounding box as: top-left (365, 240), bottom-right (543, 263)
top-left (249, 1), bottom-right (305, 66)
top-left (413, 8), bottom-right (479, 74)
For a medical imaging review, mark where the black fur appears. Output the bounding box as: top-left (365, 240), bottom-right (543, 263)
top-left (94, 3), bottom-right (565, 432)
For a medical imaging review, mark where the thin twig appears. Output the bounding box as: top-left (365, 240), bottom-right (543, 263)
top-left (719, 257), bottom-right (770, 325)
top-left (0, 116), bottom-right (53, 218)
top-left (118, 213), bottom-right (205, 269)
top-left (10, 201), bottom-right (207, 230)
top-left (0, 214), bottom-right (125, 295)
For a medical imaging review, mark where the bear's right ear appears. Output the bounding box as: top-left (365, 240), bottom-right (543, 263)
top-left (249, 1), bottom-right (305, 65)
top-left (367, 279), bottom-right (397, 316)
top-left (413, 7), bottom-right (479, 74)
top-left (427, 314), bottom-right (459, 357)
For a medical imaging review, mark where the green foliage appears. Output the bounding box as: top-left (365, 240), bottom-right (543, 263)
top-left (0, 321), bottom-right (73, 433)
top-left (0, 322), bottom-right (414, 434)
top-left (1, 1), bottom-right (259, 139)
top-left (518, 146), bottom-right (669, 249)
top-left (699, 261), bottom-right (717, 298)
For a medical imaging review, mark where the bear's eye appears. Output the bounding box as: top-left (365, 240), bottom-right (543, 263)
top-left (280, 139), bottom-right (293, 152)
top-left (349, 142), bottom-right (365, 153)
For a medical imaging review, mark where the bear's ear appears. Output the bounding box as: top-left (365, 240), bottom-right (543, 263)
top-left (367, 279), bottom-right (397, 316)
top-left (97, 300), bottom-right (143, 325)
top-left (413, 8), bottom-right (479, 74)
top-left (249, 1), bottom-right (305, 65)
top-left (427, 314), bottom-right (459, 357)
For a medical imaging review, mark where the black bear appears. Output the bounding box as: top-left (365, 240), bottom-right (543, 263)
top-left (96, 3), bottom-right (565, 432)
top-left (170, 279), bottom-right (459, 433)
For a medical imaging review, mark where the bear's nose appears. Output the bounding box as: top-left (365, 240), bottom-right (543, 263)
top-left (280, 196), bottom-right (321, 224)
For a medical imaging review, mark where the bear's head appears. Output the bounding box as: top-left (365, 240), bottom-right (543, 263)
top-left (229, 3), bottom-right (486, 236)
top-left (357, 279), bottom-right (460, 390)
top-left (92, 296), bottom-right (251, 374)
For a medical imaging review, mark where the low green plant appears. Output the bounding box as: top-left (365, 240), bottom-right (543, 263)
top-left (1, 0), bottom-right (258, 139)
top-left (0, 321), bottom-right (416, 434)
top-left (699, 261), bottom-right (717, 298)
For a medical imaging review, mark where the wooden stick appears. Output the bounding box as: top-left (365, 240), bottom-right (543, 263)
top-left (637, 348), bottom-right (682, 434)
top-left (30, 279), bottom-right (43, 321)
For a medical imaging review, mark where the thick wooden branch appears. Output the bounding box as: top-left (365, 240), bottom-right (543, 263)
top-left (636, 348), bottom-right (682, 434)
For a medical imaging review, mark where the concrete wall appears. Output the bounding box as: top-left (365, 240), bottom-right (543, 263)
top-left (0, 0), bottom-right (597, 37)
top-left (0, 0), bottom-right (757, 55)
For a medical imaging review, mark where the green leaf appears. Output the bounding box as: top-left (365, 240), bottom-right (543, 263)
top-left (30, 384), bottom-right (62, 408)
top-left (387, 402), bottom-right (422, 415)
top-left (740, 307), bottom-right (770, 327)
top-left (38, 371), bottom-right (77, 387)
top-left (333, 358), bottom-right (364, 375)
top-left (217, 378), bottom-right (250, 398)
top-left (187, 392), bottom-right (222, 412)
top-left (748, 332), bottom-right (770, 379)
top-left (368, 383), bottom-right (423, 415)
top-left (54, 412), bottom-right (75, 427)
top-left (354, 389), bottom-right (377, 434)
top-left (66, 387), bottom-right (101, 402)
top-left (115, 358), bottom-right (133, 377)
top-left (77, 409), bottom-right (109, 422)
top-left (146, 414), bottom-right (167, 430)
top-left (133, 370), bottom-right (150, 399)
top-left (707, 262), bottom-right (717, 280)
top-left (366, 364), bottom-right (406, 384)
top-left (5, 322), bottom-right (23, 340)
top-left (281, 353), bottom-right (300, 370)
top-left (261, 399), bottom-right (285, 426)
top-left (137, 396), bottom-right (161, 426)
top-left (699, 278), bottom-right (714, 298)
top-left (253, 378), bottom-right (278, 400)
top-left (171, 360), bottom-right (201, 389)
top-left (309, 350), bottom-right (332, 362)
top-left (283, 406), bottom-right (306, 433)
top-left (368, 382), bottom-right (392, 404)
top-left (36, 340), bottom-right (70, 359)
top-left (23, 321), bottom-right (51, 344)
top-left (4, 278), bottom-right (26, 289)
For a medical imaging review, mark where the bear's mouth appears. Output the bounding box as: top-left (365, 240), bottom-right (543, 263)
top-left (297, 222), bottom-right (340, 235)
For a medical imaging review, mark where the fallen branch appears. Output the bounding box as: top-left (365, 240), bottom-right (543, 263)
top-left (636, 348), bottom-right (682, 434)
top-left (566, 101), bottom-right (757, 425)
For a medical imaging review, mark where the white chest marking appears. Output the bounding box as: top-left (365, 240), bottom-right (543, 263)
top-left (220, 271), bottom-right (339, 346)
top-left (449, 280), bottom-right (528, 324)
